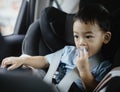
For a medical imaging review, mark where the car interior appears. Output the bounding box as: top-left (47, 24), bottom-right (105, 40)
top-left (0, 0), bottom-right (120, 92)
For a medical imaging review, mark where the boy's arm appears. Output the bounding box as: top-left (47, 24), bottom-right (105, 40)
top-left (1, 55), bottom-right (49, 70)
top-left (79, 69), bottom-right (98, 92)
top-left (76, 48), bottom-right (98, 91)
top-left (24, 56), bottom-right (49, 69)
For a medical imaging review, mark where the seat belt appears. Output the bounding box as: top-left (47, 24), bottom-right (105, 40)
top-left (56, 68), bottom-right (80, 92)
top-left (43, 49), bottom-right (63, 84)
top-left (93, 66), bottom-right (120, 92)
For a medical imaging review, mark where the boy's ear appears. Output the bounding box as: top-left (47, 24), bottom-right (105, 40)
top-left (103, 32), bottom-right (111, 44)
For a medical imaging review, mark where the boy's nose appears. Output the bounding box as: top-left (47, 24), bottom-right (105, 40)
top-left (79, 39), bottom-right (86, 46)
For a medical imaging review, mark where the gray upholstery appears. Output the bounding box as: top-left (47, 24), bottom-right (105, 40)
top-left (22, 7), bottom-right (75, 56)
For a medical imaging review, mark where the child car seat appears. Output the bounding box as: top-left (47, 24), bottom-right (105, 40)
top-left (22, 6), bottom-right (120, 92)
top-left (22, 7), bottom-right (75, 56)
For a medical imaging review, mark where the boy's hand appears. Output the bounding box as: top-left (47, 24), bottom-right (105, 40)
top-left (76, 47), bottom-right (90, 73)
top-left (1, 57), bottom-right (24, 70)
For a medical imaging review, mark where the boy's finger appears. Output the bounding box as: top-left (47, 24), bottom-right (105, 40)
top-left (7, 64), bottom-right (17, 70)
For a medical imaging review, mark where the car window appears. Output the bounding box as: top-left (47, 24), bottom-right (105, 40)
top-left (52, 0), bottom-right (79, 14)
top-left (0, 0), bottom-right (22, 36)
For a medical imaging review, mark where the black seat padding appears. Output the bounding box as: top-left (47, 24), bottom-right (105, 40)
top-left (0, 71), bottom-right (56, 92)
top-left (22, 7), bottom-right (75, 56)
top-left (110, 9), bottom-right (120, 67)
top-left (80, 0), bottom-right (120, 14)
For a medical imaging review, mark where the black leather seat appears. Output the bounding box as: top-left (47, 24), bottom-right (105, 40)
top-left (110, 8), bottom-right (120, 68)
top-left (0, 71), bottom-right (56, 92)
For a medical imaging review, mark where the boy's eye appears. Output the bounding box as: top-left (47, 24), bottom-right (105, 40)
top-left (86, 35), bottom-right (93, 39)
top-left (74, 35), bottom-right (79, 39)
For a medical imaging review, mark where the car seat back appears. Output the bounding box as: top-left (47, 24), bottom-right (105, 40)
top-left (22, 7), bottom-right (75, 56)
top-left (110, 8), bottom-right (120, 67)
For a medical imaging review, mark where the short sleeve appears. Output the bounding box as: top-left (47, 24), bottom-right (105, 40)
top-left (92, 60), bottom-right (112, 82)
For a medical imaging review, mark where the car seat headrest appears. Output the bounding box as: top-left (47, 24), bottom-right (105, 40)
top-left (22, 7), bottom-right (75, 55)
top-left (40, 7), bottom-right (75, 52)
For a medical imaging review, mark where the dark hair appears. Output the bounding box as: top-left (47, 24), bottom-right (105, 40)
top-left (74, 4), bottom-right (111, 32)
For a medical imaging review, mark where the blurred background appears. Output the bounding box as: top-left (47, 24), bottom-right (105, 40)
top-left (0, 0), bottom-right (22, 36)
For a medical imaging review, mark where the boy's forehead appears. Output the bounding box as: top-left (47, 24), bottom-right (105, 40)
top-left (73, 20), bottom-right (101, 33)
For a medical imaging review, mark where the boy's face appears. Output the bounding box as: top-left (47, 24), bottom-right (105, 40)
top-left (73, 20), bottom-right (111, 57)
